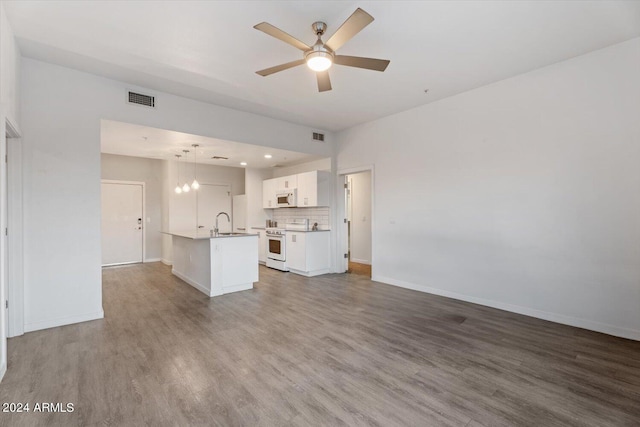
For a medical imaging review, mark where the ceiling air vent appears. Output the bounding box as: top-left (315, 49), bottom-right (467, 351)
top-left (128, 91), bottom-right (155, 108)
top-left (312, 132), bottom-right (325, 142)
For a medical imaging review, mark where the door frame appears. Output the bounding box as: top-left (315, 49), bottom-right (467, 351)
top-left (336, 165), bottom-right (375, 276)
top-left (2, 113), bottom-right (22, 381)
top-left (101, 179), bottom-right (146, 266)
top-left (6, 120), bottom-right (23, 338)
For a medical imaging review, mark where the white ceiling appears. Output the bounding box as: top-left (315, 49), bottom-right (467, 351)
top-left (101, 120), bottom-right (324, 169)
top-left (6, 1), bottom-right (640, 131)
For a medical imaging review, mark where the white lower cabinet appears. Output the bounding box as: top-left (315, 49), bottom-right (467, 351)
top-left (286, 231), bottom-right (330, 277)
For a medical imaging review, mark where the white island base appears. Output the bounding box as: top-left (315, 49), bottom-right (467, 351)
top-left (166, 231), bottom-right (259, 297)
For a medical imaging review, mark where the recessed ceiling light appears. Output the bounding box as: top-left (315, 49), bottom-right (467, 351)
top-left (240, 162), bottom-right (247, 166)
top-left (264, 154), bottom-right (272, 159)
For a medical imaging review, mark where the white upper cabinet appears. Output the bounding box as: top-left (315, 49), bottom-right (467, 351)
top-left (263, 170), bottom-right (331, 209)
top-left (296, 171), bottom-right (330, 207)
top-left (262, 178), bottom-right (277, 209)
top-left (276, 175), bottom-right (297, 190)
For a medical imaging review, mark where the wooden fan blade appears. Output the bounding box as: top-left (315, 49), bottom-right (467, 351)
top-left (317, 71), bottom-right (332, 92)
top-left (254, 22), bottom-right (311, 51)
top-left (256, 59), bottom-right (305, 76)
top-left (325, 8), bottom-right (374, 52)
top-left (334, 55), bottom-right (390, 72)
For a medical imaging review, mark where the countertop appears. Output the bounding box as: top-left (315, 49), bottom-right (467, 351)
top-left (250, 226), bottom-right (330, 233)
top-left (162, 230), bottom-right (258, 240)
top-left (285, 229), bottom-right (330, 233)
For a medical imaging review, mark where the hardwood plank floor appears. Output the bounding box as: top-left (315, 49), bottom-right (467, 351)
top-left (2, 263), bottom-right (639, 426)
top-left (348, 261), bottom-right (371, 277)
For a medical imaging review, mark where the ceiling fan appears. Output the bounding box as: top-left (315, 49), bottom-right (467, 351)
top-left (254, 8), bottom-right (390, 92)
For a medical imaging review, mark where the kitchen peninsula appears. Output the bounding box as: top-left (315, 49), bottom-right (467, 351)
top-left (163, 231), bottom-right (259, 297)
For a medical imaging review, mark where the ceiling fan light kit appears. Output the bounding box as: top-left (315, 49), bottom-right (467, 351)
top-left (254, 8), bottom-right (390, 92)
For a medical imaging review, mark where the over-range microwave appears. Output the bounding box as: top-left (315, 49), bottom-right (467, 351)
top-left (276, 189), bottom-right (297, 208)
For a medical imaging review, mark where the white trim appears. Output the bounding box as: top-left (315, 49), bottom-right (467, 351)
top-left (171, 268), bottom-right (212, 296)
top-left (350, 258), bottom-right (371, 265)
top-left (373, 275), bottom-right (640, 341)
top-left (289, 268), bottom-right (332, 277)
top-left (144, 258), bottom-right (162, 263)
top-left (222, 282), bottom-right (254, 294)
top-left (0, 361), bottom-right (5, 382)
top-left (24, 310), bottom-right (104, 333)
top-left (101, 179), bottom-right (146, 265)
top-left (161, 258), bottom-right (172, 266)
top-left (102, 261), bottom-right (140, 267)
top-left (7, 136), bottom-right (23, 337)
top-left (336, 165), bottom-right (375, 276)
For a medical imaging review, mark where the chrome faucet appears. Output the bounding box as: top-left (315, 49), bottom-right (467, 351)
top-left (214, 212), bottom-right (230, 236)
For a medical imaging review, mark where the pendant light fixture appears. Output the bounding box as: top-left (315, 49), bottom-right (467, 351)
top-left (174, 154), bottom-right (182, 194)
top-left (191, 144), bottom-right (200, 190)
top-left (181, 150), bottom-right (190, 193)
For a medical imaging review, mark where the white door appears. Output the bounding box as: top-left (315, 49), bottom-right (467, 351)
top-left (101, 182), bottom-right (143, 266)
top-left (197, 184), bottom-right (232, 232)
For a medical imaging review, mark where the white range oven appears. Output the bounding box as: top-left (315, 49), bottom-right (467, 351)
top-left (266, 228), bottom-right (288, 271)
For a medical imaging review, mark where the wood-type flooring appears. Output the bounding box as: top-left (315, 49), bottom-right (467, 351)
top-left (1, 263), bottom-right (639, 426)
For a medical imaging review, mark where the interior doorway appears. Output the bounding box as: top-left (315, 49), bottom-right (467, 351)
top-left (344, 171), bottom-right (372, 277)
top-left (101, 180), bottom-right (145, 266)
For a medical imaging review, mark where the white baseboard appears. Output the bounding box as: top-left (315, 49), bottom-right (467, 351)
top-left (24, 310), bottom-right (104, 333)
top-left (171, 269), bottom-right (217, 296)
top-left (289, 268), bottom-right (332, 277)
top-left (373, 275), bottom-right (640, 342)
top-left (144, 258), bottom-right (162, 263)
top-left (350, 258), bottom-right (371, 265)
top-left (161, 258), bottom-right (172, 266)
top-left (222, 282), bottom-right (254, 294)
top-left (0, 362), bottom-right (6, 383)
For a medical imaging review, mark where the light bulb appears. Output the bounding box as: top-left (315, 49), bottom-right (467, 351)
top-left (182, 183), bottom-right (190, 193)
top-left (175, 185), bottom-right (182, 194)
top-left (191, 179), bottom-right (200, 190)
top-left (306, 53), bottom-right (332, 72)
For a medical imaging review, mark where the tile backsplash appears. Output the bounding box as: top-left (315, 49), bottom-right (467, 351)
top-left (272, 207), bottom-right (330, 230)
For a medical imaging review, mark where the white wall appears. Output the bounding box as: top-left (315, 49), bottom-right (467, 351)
top-left (272, 157), bottom-right (331, 178)
top-left (21, 58), bottom-right (333, 332)
top-left (348, 172), bottom-right (371, 264)
top-left (165, 160), bottom-right (245, 233)
top-left (336, 37), bottom-right (640, 340)
top-left (101, 154), bottom-right (163, 261)
top-left (1, 2), bottom-right (21, 126)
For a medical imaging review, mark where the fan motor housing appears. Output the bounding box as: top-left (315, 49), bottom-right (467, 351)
top-left (312, 21), bottom-right (327, 36)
